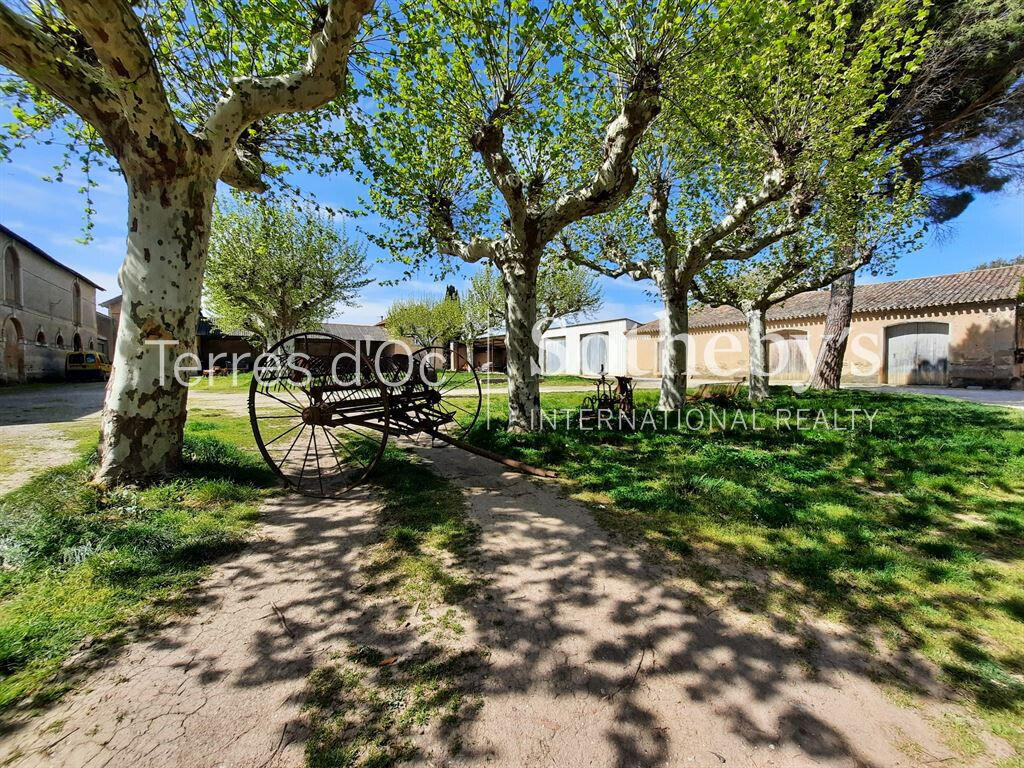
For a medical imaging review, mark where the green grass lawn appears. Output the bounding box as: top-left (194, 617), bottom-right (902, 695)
top-left (0, 429), bottom-right (278, 715)
top-left (464, 387), bottom-right (1024, 753)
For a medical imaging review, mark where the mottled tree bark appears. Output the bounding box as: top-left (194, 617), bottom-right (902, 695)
top-left (97, 173), bottom-right (215, 484)
top-left (501, 257), bottom-right (541, 431)
top-left (658, 279), bottom-right (690, 410)
top-left (745, 303), bottom-right (770, 401)
top-left (810, 271), bottom-right (855, 389)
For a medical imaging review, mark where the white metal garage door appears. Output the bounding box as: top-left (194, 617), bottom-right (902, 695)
top-left (581, 332), bottom-right (609, 375)
top-left (543, 337), bottom-right (566, 374)
top-left (768, 330), bottom-right (810, 382)
top-left (886, 322), bottom-right (950, 385)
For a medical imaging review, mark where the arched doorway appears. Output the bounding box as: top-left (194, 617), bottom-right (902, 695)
top-left (3, 316), bottom-right (25, 382)
top-left (73, 332), bottom-right (83, 352)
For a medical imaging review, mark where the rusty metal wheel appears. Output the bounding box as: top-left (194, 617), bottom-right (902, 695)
top-left (249, 331), bottom-right (390, 497)
top-left (407, 346), bottom-right (482, 439)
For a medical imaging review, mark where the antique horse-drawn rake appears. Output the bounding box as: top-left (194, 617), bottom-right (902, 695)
top-left (249, 331), bottom-right (553, 497)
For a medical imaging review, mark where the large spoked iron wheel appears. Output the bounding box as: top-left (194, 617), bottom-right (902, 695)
top-left (408, 346), bottom-right (482, 439)
top-left (249, 331), bottom-right (390, 497)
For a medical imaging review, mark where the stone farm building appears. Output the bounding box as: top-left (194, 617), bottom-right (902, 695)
top-left (628, 265), bottom-right (1024, 387)
top-left (2, 224), bottom-right (108, 383)
top-left (101, 295), bottom-right (402, 370)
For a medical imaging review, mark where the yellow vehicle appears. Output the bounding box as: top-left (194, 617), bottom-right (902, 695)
top-left (66, 351), bottom-right (112, 382)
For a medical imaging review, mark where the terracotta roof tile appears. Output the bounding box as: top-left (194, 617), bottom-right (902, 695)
top-left (631, 264), bottom-right (1024, 334)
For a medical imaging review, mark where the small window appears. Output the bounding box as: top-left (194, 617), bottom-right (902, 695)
top-left (73, 332), bottom-right (82, 351)
top-left (36, 330), bottom-right (46, 345)
top-left (4, 247), bottom-right (21, 305)
top-left (72, 281), bottom-right (82, 325)
top-left (68, 353), bottom-right (84, 364)
top-left (56, 333), bottom-right (65, 348)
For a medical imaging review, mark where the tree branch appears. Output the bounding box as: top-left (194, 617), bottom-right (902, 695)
top-left (218, 146), bottom-right (269, 193)
top-left (202, 0), bottom-right (372, 183)
top-left (426, 196), bottom-right (496, 264)
top-left (471, 118), bottom-right (526, 234)
top-left (58, 0), bottom-right (183, 149)
top-left (539, 63), bottom-right (662, 242)
top-left (690, 279), bottom-right (737, 309)
top-left (766, 250), bottom-right (872, 306)
top-left (646, 175), bottom-right (676, 254)
top-left (689, 165), bottom-right (795, 256)
top-left (0, 3), bottom-right (121, 130)
top-left (707, 218), bottom-right (801, 263)
top-left (556, 236), bottom-right (647, 280)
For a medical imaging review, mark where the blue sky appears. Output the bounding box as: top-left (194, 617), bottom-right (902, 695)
top-left (1, 138), bottom-right (1021, 324)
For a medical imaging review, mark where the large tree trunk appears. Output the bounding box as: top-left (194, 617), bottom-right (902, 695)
top-left (500, 259), bottom-right (541, 432)
top-left (810, 271), bottom-right (855, 390)
top-left (658, 282), bottom-right (689, 410)
top-left (95, 173), bottom-right (215, 486)
top-left (745, 304), bottom-right (770, 402)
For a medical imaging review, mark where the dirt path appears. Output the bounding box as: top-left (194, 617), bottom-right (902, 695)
top-left (0, 424), bottom-right (78, 494)
top-left (0, 490), bottom-right (412, 768)
top-left (412, 445), bottom-right (1010, 768)
top-left (1, 442), bottom-right (1011, 767)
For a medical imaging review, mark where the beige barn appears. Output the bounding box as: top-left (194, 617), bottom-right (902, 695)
top-left (2, 225), bottom-right (106, 383)
top-left (628, 265), bottom-right (1024, 388)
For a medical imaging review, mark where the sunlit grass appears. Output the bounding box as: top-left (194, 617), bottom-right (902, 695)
top-left (465, 387), bottom-right (1024, 753)
top-left (0, 434), bottom-right (276, 715)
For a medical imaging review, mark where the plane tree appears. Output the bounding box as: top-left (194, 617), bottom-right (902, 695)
top-left (558, 0), bottom-right (928, 408)
top-left (693, 180), bottom-right (922, 400)
top-left (0, 0), bottom-right (373, 484)
top-left (810, 0), bottom-right (1024, 388)
top-left (204, 200), bottom-right (370, 351)
top-left (350, 0), bottom-right (704, 431)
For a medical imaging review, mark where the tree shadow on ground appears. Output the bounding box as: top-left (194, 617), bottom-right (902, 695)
top-left (410, 441), bottom-right (934, 767)
top-left (461, 388), bottom-right (1024, 761)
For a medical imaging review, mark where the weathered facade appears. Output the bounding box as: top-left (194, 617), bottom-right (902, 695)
top-left (628, 265), bottom-right (1024, 388)
top-left (1, 225), bottom-right (104, 383)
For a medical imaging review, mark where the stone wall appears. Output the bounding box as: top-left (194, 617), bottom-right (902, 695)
top-left (1, 231), bottom-right (101, 382)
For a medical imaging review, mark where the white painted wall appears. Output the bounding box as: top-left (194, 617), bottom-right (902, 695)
top-left (541, 318), bottom-right (639, 376)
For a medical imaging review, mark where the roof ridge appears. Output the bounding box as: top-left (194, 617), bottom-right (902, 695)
top-left (858, 262), bottom-right (1024, 286)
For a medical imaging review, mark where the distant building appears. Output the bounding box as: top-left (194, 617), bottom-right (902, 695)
top-left (628, 265), bottom-right (1024, 387)
top-left (452, 318), bottom-right (641, 376)
top-left (101, 296), bottom-right (401, 369)
top-left (1, 224), bottom-right (103, 382)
